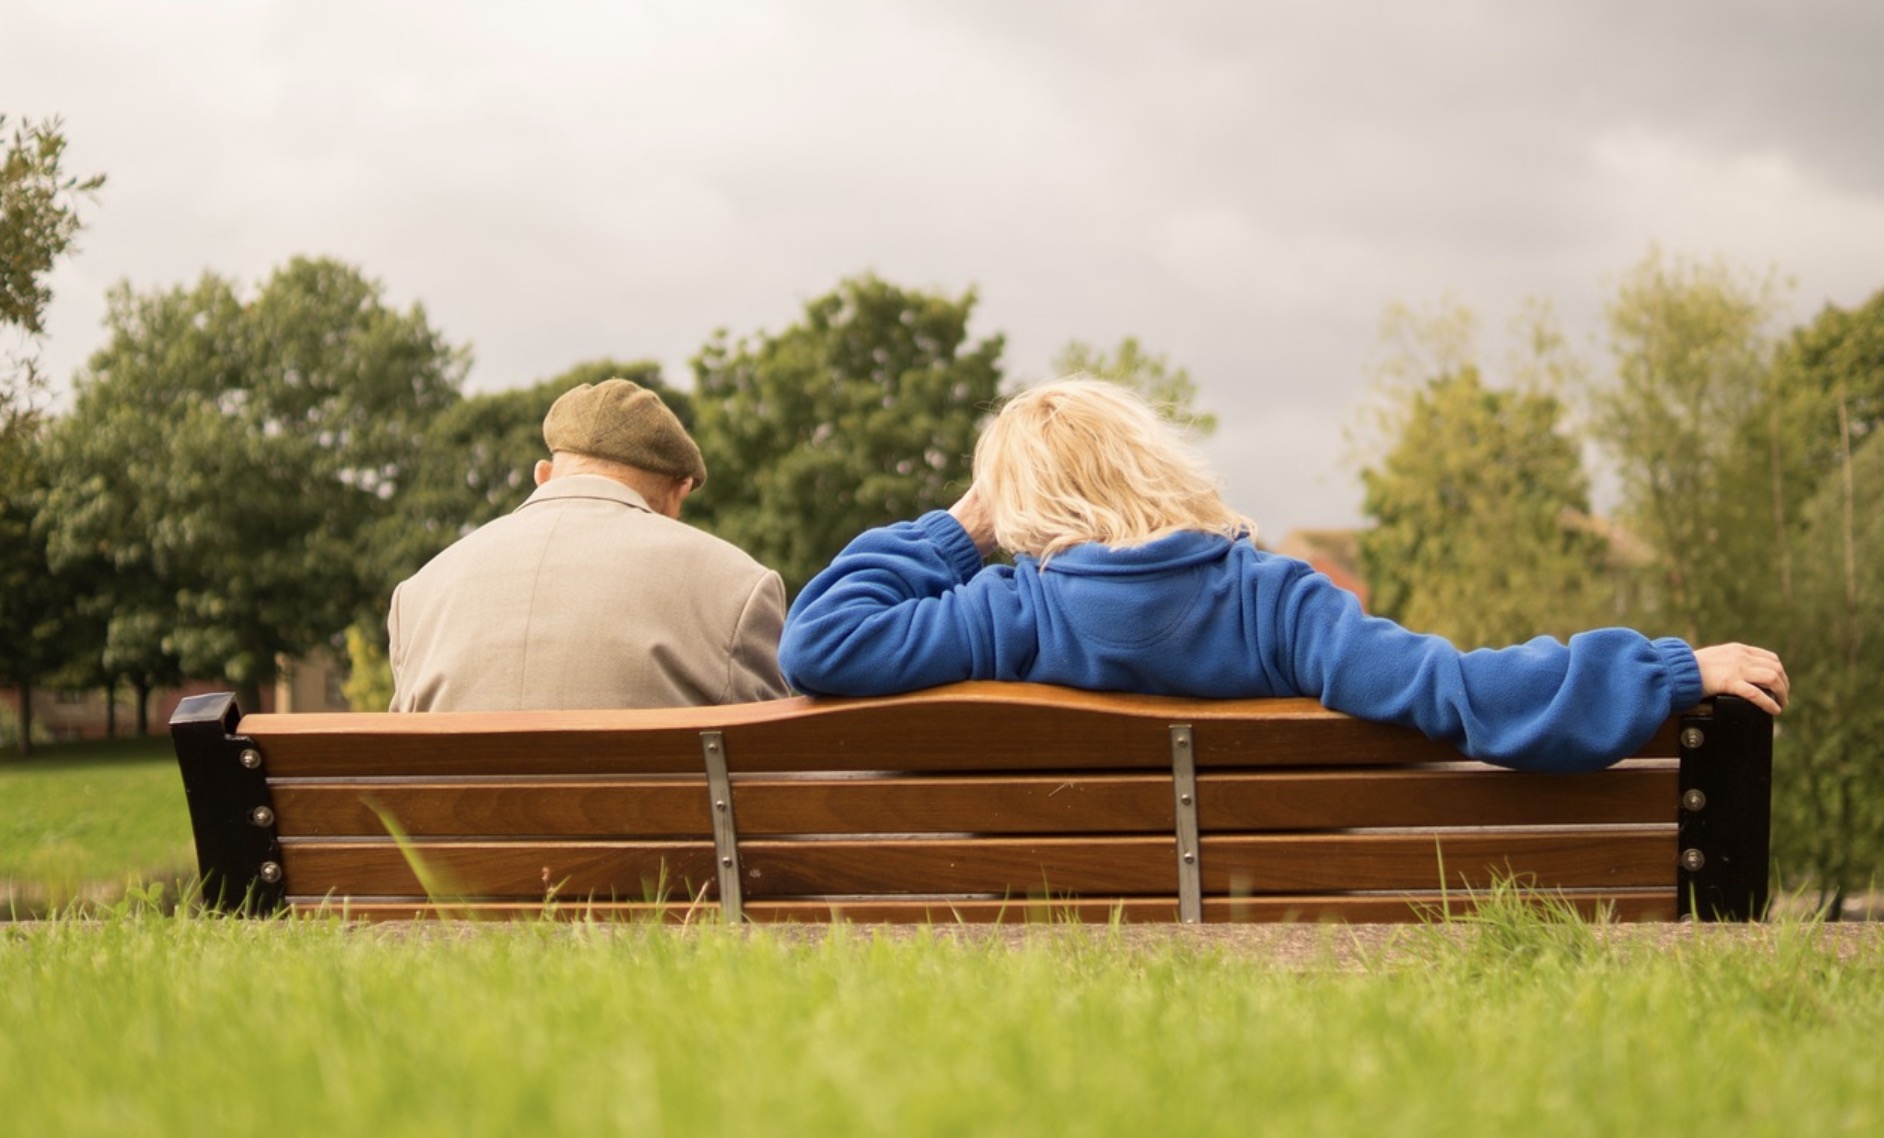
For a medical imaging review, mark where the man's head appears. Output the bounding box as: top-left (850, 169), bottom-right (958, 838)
top-left (537, 378), bottom-right (706, 519)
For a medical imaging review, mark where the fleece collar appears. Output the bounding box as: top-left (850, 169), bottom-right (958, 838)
top-left (1033, 530), bottom-right (1238, 577)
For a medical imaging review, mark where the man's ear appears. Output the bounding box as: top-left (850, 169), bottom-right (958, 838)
top-left (533, 459), bottom-right (554, 487)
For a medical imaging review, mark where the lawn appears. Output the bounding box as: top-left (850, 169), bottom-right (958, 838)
top-left (0, 909), bottom-right (1879, 1138)
top-left (4, 735), bottom-right (1881, 1136)
top-left (0, 735), bottom-right (196, 913)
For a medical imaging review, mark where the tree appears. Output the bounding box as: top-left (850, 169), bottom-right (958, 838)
top-left (1, 117), bottom-right (103, 739)
top-left (1761, 289), bottom-right (1884, 915)
top-left (0, 424), bottom-right (89, 754)
top-left (1357, 298), bottom-right (1608, 647)
top-left (690, 274), bottom-right (1004, 594)
top-left (1049, 336), bottom-right (1216, 435)
top-left (2, 114), bottom-right (104, 412)
top-left (1585, 248), bottom-right (1785, 643)
top-left (42, 258), bottom-right (468, 709)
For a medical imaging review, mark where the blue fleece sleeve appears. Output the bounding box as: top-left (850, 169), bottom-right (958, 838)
top-left (780, 512), bottom-right (1029, 696)
top-left (1277, 568), bottom-right (1704, 772)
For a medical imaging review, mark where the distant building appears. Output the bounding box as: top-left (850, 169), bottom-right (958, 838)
top-left (2, 648), bottom-right (350, 745)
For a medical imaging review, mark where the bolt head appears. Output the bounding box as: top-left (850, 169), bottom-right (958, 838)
top-left (250, 806), bottom-right (275, 827)
top-left (239, 748), bottom-right (262, 769)
top-left (258, 861), bottom-right (283, 884)
top-left (1681, 789), bottom-right (1707, 813)
top-left (1680, 848), bottom-right (1706, 872)
top-left (1680, 727), bottom-right (1705, 750)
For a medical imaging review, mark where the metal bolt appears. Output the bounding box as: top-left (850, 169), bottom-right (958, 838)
top-left (1177, 737), bottom-right (1190, 748)
top-left (1182, 851), bottom-right (1196, 864)
top-left (1179, 793), bottom-right (1193, 806)
top-left (715, 799), bottom-right (727, 811)
top-left (707, 741), bottom-right (719, 752)
top-left (250, 806), bottom-right (275, 827)
top-left (721, 856), bottom-right (733, 867)
top-left (239, 748), bottom-right (262, 770)
top-left (1680, 727), bottom-right (1705, 750)
top-left (258, 861), bottom-right (283, 884)
top-left (1681, 789), bottom-right (1707, 813)
top-left (1679, 848), bottom-right (1706, 872)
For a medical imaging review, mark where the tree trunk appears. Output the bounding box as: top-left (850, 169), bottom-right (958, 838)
top-left (106, 681), bottom-right (118, 738)
top-left (134, 679), bottom-right (152, 737)
top-left (17, 677), bottom-right (34, 757)
top-left (236, 677), bottom-right (265, 716)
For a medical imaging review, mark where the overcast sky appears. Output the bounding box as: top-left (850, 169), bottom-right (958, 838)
top-left (8, 0), bottom-right (1884, 540)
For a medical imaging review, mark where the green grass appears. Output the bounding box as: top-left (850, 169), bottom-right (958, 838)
top-left (0, 735), bottom-right (195, 911)
top-left (0, 906), bottom-right (1880, 1138)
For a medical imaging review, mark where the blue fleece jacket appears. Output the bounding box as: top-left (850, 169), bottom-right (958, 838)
top-left (779, 511), bottom-right (1705, 773)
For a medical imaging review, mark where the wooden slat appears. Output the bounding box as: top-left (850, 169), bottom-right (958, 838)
top-left (738, 831), bottom-right (1675, 897)
top-left (277, 840), bottom-right (719, 900)
top-left (278, 829), bottom-right (1675, 903)
top-left (745, 891), bottom-right (1680, 924)
top-left (733, 774), bottom-right (1172, 834)
top-left (1199, 831), bottom-right (1677, 891)
top-left (290, 890), bottom-right (1680, 924)
top-left (236, 684), bottom-right (1698, 777)
top-left (231, 685), bottom-right (1442, 776)
top-left (269, 780), bottom-right (713, 838)
top-left (267, 764), bottom-right (1679, 840)
top-left (1198, 766), bottom-right (1679, 830)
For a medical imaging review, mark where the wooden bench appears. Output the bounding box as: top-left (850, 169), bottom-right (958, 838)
top-left (169, 683), bottom-right (1773, 923)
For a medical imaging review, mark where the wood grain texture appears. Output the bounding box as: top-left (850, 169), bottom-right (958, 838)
top-left (277, 840), bottom-right (720, 901)
top-left (285, 891), bottom-right (1680, 924)
top-left (269, 780), bottom-right (714, 838)
top-left (237, 683), bottom-right (1693, 776)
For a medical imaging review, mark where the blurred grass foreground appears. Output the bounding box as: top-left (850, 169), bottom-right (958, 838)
top-left (0, 910), bottom-right (1881, 1137)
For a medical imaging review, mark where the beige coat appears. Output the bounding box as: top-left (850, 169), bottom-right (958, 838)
top-left (388, 475), bottom-right (788, 711)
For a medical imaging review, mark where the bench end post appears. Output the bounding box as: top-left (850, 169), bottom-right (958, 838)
top-left (1677, 695), bottom-right (1773, 922)
top-left (169, 693), bottom-right (286, 916)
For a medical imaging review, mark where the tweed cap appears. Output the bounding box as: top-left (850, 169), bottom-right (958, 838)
top-left (542, 379), bottom-right (707, 487)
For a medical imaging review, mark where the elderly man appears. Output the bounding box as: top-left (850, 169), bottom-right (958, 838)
top-left (388, 379), bottom-right (789, 710)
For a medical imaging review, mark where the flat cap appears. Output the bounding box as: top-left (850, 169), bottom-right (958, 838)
top-left (542, 379), bottom-right (707, 487)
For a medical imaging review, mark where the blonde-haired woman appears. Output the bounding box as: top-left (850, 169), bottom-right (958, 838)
top-left (779, 377), bottom-right (1788, 772)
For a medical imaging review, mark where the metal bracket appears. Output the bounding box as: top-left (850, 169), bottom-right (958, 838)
top-left (699, 730), bottom-right (744, 923)
top-left (1170, 724), bottom-right (1202, 924)
top-left (1676, 695), bottom-right (1773, 921)
top-left (168, 693), bottom-right (285, 915)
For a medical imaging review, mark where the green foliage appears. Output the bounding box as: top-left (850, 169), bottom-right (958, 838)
top-left (690, 274), bottom-right (1004, 593)
top-left (1, 114), bottom-right (104, 407)
top-left (39, 258), bottom-right (468, 706)
top-left (1358, 301), bottom-right (1607, 647)
top-left (0, 420), bottom-right (93, 754)
top-left (1764, 291), bottom-right (1884, 906)
top-left (1050, 335), bottom-right (1216, 435)
top-left (1587, 248), bottom-right (1786, 642)
top-left (1, 917), bottom-right (1881, 1136)
top-left (341, 622), bottom-right (394, 712)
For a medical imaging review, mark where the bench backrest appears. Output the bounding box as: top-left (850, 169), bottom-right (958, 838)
top-left (169, 683), bottom-right (1772, 923)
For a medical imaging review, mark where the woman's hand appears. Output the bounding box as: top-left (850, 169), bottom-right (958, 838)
top-left (947, 485), bottom-right (999, 559)
top-left (1694, 643), bottom-right (1790, 715)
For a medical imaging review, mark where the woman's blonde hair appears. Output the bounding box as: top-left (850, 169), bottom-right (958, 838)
top-left (974, 376), bottom-right (1254, 560)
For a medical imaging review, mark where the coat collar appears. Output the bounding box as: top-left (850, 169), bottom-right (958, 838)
top-left (517, 473), bottom-right (657, 515)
